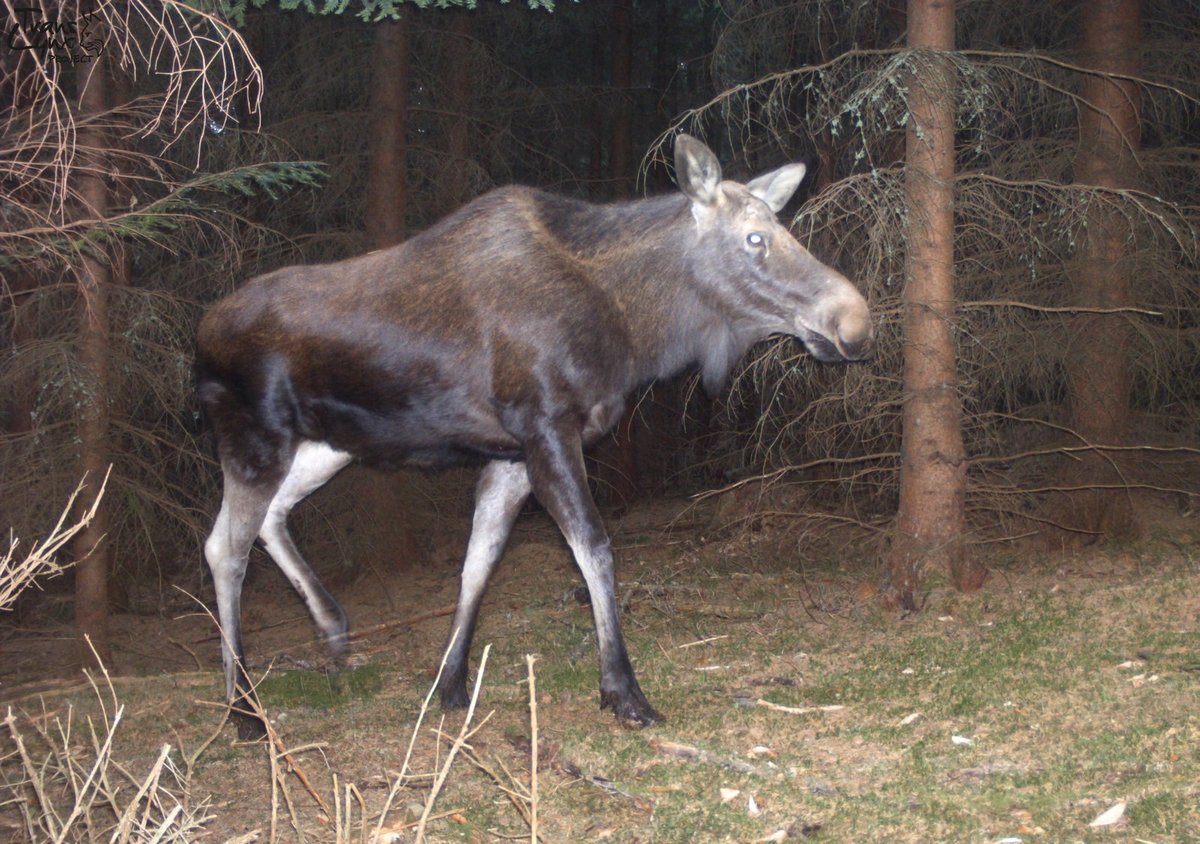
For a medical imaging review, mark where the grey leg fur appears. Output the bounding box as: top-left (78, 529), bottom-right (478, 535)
top-left (260, 441), bottom-right (354, 650)
top-left (203, 469), bottom-right (276, 737)
top-left (438, 459), bottom-right (532, 709)
top-left (203, 440), bottom-right (352, 738)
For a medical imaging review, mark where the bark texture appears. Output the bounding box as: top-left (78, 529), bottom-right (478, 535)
top-left (365, 15), bottom-right (410, 248)
top-left (73, 55), bottom-right (114, 667)
top-left (360, 14), bottom-right (425, 571)
top-left (597, 0), bottom-right (642, 509)
top-left (886, 0), bottom-right (981, 607)
top-left (609, 0), bottom-right (634, 198)
top-left (1061, 0), bottom-right (1142, 542)
top-left (443, 8), bottom-right (476, 209)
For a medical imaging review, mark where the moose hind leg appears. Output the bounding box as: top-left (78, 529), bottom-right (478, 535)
top-left (524, 422), bottom-right (663, 727)
top-left (204, 469), bottom-right (278, 739)
top-left (439, 459), bottom-right (532, 709)
top-left (259, 441), bottom-right (355, 655)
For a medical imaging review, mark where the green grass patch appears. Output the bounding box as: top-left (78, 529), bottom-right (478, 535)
top-left (27, 534), bottom-right (1197, 842)
top-left (257, 662), bottom-right (383, 710)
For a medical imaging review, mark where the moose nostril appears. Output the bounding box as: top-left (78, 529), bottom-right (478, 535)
top-left (839, 330), bottom-right (874, 361)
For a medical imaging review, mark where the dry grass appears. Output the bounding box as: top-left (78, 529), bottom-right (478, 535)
top-left (2, 640), bottom-right (212, 842)
top-left (1, 630), bottom-right (545, 843)
top-left (2, 499), bottom-right (1198, 841)
top-left (0, 470), bottom-right (109, 614)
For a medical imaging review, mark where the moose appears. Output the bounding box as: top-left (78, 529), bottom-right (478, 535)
top-left (196, 134), bottom-right (873, 736)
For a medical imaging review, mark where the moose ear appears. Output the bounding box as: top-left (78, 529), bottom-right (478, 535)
top-left (746, 162), bottom-right (808, 213)
top-left (675, 134), bottom-right (722, 207)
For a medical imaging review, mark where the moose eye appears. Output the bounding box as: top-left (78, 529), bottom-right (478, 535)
top-left (746, 232), bottom-right (766, 248)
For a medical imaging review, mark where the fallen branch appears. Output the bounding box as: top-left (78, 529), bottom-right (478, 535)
top-left (505, 732), bottom-right (651, 812)
top-left (527, 654), bottom-right (539, 844)
top-left (755, 699), bottom-right (846, 716)
top-left (678, 635), bottom-right (730, 649)
top-left (416, 643), bottom-right (492, 842)
top-left (193, 603), bottom-right (456, 650)
top-left (347, 604), bottom-right (458, 642)
top-left (373, 628), bottom-right (460, 842)
top-left (648, 738), bottom-right (758, 774)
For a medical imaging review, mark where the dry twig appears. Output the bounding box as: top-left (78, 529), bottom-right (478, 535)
top-left (416, 644), bottom-right (493, 841)
top-left (0, 468), bottom-right (110, 612)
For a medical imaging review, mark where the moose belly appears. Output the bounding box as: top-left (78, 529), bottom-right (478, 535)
top-left (301, 389), bottom-right (522, 470)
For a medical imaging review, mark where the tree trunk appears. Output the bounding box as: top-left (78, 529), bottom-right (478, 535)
top-left (599, 0), bottom-right (642, 510)
top-left (443, 8), bottom-right (476, 209)
top-left (366, 14), bottom-right (410, 247)
top-left (885, 0), bottom-right (981, 608)
top-left (99, 56), bottom-right (135, 612)
top-left (588, 18), bottom-right (606, 192)
top-left (1060, 0), bottom-right (1141, 542)
top-left (609, 0), bottom-right (634, 198)
top-left (73, 53), bottom-right (114, 668)
top-left (358, 14), bottom-right (425, 572)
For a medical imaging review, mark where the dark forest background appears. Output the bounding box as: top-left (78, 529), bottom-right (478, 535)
top-left (2, 0), bottom-right (1198, 662)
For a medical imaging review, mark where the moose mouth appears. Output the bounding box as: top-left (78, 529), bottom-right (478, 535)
top-left (797, 325), bottom-right (872, 364)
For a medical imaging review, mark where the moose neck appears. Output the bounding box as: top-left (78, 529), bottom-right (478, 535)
top-left (536, 192), bottom-right (757, 392)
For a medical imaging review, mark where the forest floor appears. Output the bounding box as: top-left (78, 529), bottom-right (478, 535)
top-left (2, 496), bottom-right (1198, 843)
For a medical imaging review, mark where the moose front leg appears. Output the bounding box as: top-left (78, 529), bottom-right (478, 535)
top-left (523, 419), bottom-right (664, 727)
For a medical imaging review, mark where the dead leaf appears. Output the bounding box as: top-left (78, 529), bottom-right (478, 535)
top-left (1089, 801), bottom-right (1127, 828)
top-left (719, 787), bottom-right (740, 803)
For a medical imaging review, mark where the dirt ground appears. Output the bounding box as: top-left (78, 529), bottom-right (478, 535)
top-left (2, 494), bottom-right (1198, 842)
top-left (1, 495), bottom-right (726, 696)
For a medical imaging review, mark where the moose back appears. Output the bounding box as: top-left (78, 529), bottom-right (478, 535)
top-left (196, 134), bottom-right (873, 736)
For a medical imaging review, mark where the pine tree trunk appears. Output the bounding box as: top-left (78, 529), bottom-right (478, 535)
top-left (443, 8), bottom-right (476, 209)
top-left (601, 0), bottom-right (642, 510)
top-left (358, 14), bottom-right (425, 572)
top-left (1060, 0), bottom-right (1141, 541)
top-left (885, 0), bottom-right (981, 608)
top-left (366, 14), bottom-right (410, 247)
top-left (609, 0), bottom-right (634, 198)
top-left (73, 54), bottom-right (113, 667)
top-left (588, 19), bottom-right (606, 191)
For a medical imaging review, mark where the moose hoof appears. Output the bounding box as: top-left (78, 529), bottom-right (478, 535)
top-left (230, 708), bottom-right (268, 741)
top-left (601, 688), bottom-right (665, 728)
top-left (439, 681), bottom-right (471, 711)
